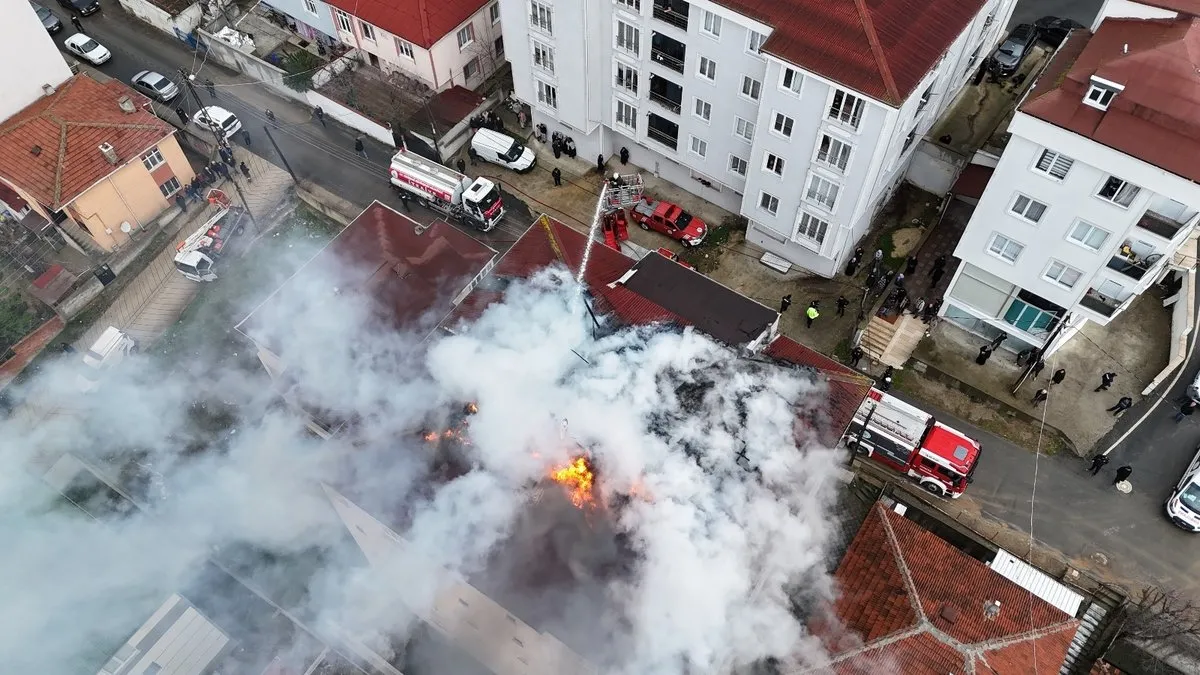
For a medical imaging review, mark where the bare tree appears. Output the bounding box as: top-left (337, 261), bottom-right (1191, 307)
top-left (1120, 587), bottom-right (1200, 644)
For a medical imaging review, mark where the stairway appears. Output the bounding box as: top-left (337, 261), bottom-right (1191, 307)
top-left (860, 314), bottom-right (927, 369)
top-left (1061, 584), bottom-right (1127, 675)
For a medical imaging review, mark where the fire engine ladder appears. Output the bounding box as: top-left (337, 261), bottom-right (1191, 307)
top-left (604, 174), bottom-right (644, 210)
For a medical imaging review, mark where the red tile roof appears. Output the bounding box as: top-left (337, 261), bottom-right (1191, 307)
top-left (325, 0), bottom-right (488, 49)
top-left (1022, 17), bottom-right (1200, 183)
top-left (0, 73), bottom-right (175, 211)
top-left (762, 336), bottom-right (872, 444)
top-left (805, 504), bottom-right (1079, 674)
top-left (718, 0), bottom-right (985, 105)
top-left (0, 181), bottom-right (29, 212)
top-left (951, 164), bottom-right (995, 199)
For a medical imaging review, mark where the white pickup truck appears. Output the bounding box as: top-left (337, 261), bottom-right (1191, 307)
top-left (78, 326), bottom-right (138, 393)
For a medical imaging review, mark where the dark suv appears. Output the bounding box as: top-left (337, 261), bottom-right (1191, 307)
top-left (989, 24), bottom-right (1039, 77)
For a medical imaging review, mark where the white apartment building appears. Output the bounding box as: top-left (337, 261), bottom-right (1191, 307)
top-left (325, 0), bottom-right (504, 91)
top-left (499, 0), bottom-right (1015, 276)
top-left (945, 0), bottom-right (1200, 354)
top-left (3, 0), bottom-right (72, 122)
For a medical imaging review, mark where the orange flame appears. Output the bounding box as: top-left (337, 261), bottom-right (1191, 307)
top-left (465, 402), bottom-right (479, 414)
top-left (549, 456), bottom-right (596, 509)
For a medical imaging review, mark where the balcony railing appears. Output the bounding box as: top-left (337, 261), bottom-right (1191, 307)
top-left (1079, 289), bottom-right (1124, 317)
top-left (648, 90), bottom-right (681, 114)
top-left (646, 125), bottom-right (678, 150)
top-left (1136, 210), bottom-right (1188, 240)
top-left (1106, 255), bottom-right (1149, 280)
top-left (652, 4), bottom-right (688, 29)
top-left (651, 48), bottom-right (685, 73)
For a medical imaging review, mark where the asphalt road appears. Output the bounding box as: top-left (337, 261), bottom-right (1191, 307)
top-left (1009, 0), bottom-right (1104, 27)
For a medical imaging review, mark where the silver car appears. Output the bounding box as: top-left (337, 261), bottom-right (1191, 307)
top-left (131, 71), bottom-right (179, 102)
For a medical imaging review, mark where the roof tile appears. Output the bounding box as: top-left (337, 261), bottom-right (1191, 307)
top-left (324, 0), bottom-right (489, 49)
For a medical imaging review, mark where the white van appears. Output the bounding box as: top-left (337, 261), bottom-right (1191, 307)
top-left (470, 128), bottom-right (536, 172)
top-left (78, 326), bottom-right (138, 393)
top-left (1166, 443), bottom-right (1200, 531)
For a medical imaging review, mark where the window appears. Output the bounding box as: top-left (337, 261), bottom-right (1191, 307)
top-left (395, 37), bottom-right (414, 59)
top-left (303, 0), bottom-right (316, 14)
top-left (698, 56), bottom-right (716, 81)
top-left (532, 41), bottom-right (554, 73)
top-left (1097, 176), bottom-right (1140, 207)
top-left (1033, 149), bottom-right (1074, 180)
top-left (966, 44), bottom-right (982, 68)
top-left (1044, 260), bottom-right (1083, 288)
top-left (463, 57), bottom-right (480, 80)
top-left (781, 67), bottom-right (802, 94)
top-left (740, 75), bottom-right (761, 101)
top-left (772, 112), bottom-right (794, 137)
top-left (805, 174), bottom-right (839, 211)
top-left (141, 146), bottom-right (164, 170)
top-left (494, 36), bottom-right (504, 58)
top-left (689, 136), bottom-right (708, 157)
top-left (1068, 220), bottom-right (1110, 251)
top-left (828, 89), bottom-right (864, 129)
top-left (917, 84), bottom-right (933, 112)
top-left (734, 117), bottom-right (755, 142)
top-left (729, 155), bottom-right (748, 176)
top-left (987, 233), bottom-right (1024, 263)
top-left (1010, 193), bottom-right (1047, 223)
top-left (747, 30), bottom-right (766, 54)
top-left (702, 11), bottom-right (722, 37)
top-left (615, 62), bottom-right (638, 94)
top-left (794, 211), bottom-right (829, 246)
top-left (815, 134), bottom-right (851, 172)
top-left (615, 100), bottom-right (637, 130)
top-left (616, 0), bottom-right (641, 10)
top-left (616, 21), bottom-right (640, 56)
top-left (489, 1), bottom-right (500, 23)
top-left (764, 153), bottom-right (784, 176)
top-left (457, 24), bottom-right (474, 49)
top-left (335, 9), bottom-right (352, 32)
top-left (759, 191), bottom-right (779, 215)
top-left (158, 176), bottom-right (181, 197)
top-left (901, 130), bottom-right (916, 154)
top-left (536, 80), bottom-right (557, 109)
top-left (1085, 84), bottom-right (1117, 110)
top-left (360, 20), bottom-right (376, 41)
top-left (693, 98), bottom-right (711, 122)
top-left (530, 0), bottom-right (552, 33)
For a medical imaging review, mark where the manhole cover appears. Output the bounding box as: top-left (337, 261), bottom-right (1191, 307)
top-left (1090, 552), bottom-right (1109, 566)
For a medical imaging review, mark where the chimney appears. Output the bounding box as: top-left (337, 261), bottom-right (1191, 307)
top-left (98, 142), bottom-right (119, 165)
top-left (42, 83), bottom-right (56, 97)
top-left (31, 145), bottom-right (42, 156)
top-left (117, 96), bottom-right (136, 114)
top-left (984, 600), bottom-right (1001, 620)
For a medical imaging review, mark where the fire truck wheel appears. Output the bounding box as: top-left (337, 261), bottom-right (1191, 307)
top-left (418, 197), bottom-right (430, 208)
top-left (639, 222), bottom-right (649, 230)
top-left (921, 481), bottom-right (944, 497)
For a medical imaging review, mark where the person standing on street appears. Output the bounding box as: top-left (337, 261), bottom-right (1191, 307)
top-left (1114, 465), bottom-right (1133, 486)
top-left (239, 161), bottom-right (252, 182)
top-left (1051, 368), bottom-right (1067, 385)
top-left (1175, 399), bottom-right (1199, 422)
top-left (779, 294), bottom-right (792, 314)
top-left (1088, 454), bottom-right (1110, 476)
top-left (850, 345), bottom-right (864, 368)
top-left (175, 107), bottom-right (188, 125)
top-left (205, 79), bottom-right (216, 98)
top-left (836, 296), bottom-right (849, 317)
top-left (241, 129), bottom-right (251, 146)
top-left (805, 301), bottom-right (820, 328)
top-left (1032, 388), bottom-right (1048, 406)
top-left (314, 106), bottom-right (326, 127)
top-left (845, 248), bottom-right (863, 276)
top-left (355, 136), bottom-right (367, 159)
top-left (976, 344), bottom-right (993, 365)
top-left (551, 167), bottom-right (562, 186)
top-left (1031, 358), bottom-right (1046, 378)
top-left (1095, 372), bottom-right (1117, 392)
top-left (175, 193), bottom-right (187, 213)
top-left (397, 190), bottom-right (410, 211)
top-left (1107, 396), bottom-right (1134, 416)
top-left (904, 256), bottom-right (918, 276)
top-left (456, 158), bottom-right (466, 174)
top-left (597, 154), bottom-right (605, 173)
top-left (71, 15), bottom-right (83, 32)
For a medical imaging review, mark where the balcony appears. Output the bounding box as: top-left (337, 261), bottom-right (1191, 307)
top-left (648, 74), bottom-right (682, 114)
top-left (646, 113), bottom-right (678, 150)
top-left (1079, 288), bottom-right (1125, 318)
top-left (1135, 210), bottom-right (1190, 240)
top-left (1106, 255), bottom-right (1150, 280)
top-left (652, 0), bottom-right (689, 30)
top-left (651, 33), bottom-right (686, 73)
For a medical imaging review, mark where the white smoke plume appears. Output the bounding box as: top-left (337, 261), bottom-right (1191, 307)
top-left (0, 246), bottom-right (850, 674)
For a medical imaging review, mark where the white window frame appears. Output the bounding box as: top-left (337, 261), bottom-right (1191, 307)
top-left (764, 152), bottom-right (784, 177)
top-left (1084, 84), bottom-right (1117, 110)
top-left (1043, 259), bottom-right (1083, 289)
top-left (457, 24), bottom-right (475, 50)
top-left (536, 79), bottom-right (558, 109)
top-left (532, 40), bottom-right (554, 74)
top-left (793, 210), bottom-right (829, 249)
top-left (615, 61), bottom-right (638, 96)
top-left (335, 9), bottom-right (352, 33)
top-left (1096, 175), bottom-right (1140, 208)
top-left (463, 56), bottom-right (481, 80)
top-left (701, 10), bottom-right (722, 38)
top-left (616, 0), bottom-right (641, 11)
top-left (728, 154), bottom-right (748, 176)
top-left (616, 21), bottom-right (640, 57)
top-left (359, 20), bottom-right (376, 41)
top-left (1066, 219), bottom-right (1110, 252)
top-left (827, 89), bottom-right (864, 130)
top-left (489, 1), bottom-right (501, 24)
top-left (689, 135), bottom-right (708, 158)
top-left (734, 117), bottom-right (754, 143)
top-left (747, 30), bottom-right (766, 55)
top-left (698, 56), bottom-right (717, 81)
top-left (1032, 149), bottom-right (1074, 181)
top-left (693, 97), bottom-right (712, 122)
top-left (780, 67), bottom-right (803, 95)
top-left (739, 75), bottom-right (761, 101)
top-left (1009, 192), bottom-right (1048, 224)
top-left (759, 191), bottom-right (779, 216)
top-left (158, 176), bottom-right (181, 197)
top-left (303, 0), bottom-right (317, 14)
top-left (394, 37), bottom-right (414, 59)
top-left (141, 146), bottom-right (164, 171)
top-left (615, 99), bottom-right (637, 131)
top-left (529, 0), bottom-right (553, 34)
top-left (987, 232), bottom-right (1024, 263)
top-left (771, 111), bottom-right (794, 138)
top-left (814, 133), bottom-right (851, 174)
top-left (804, 173), bottom-right (839, 212)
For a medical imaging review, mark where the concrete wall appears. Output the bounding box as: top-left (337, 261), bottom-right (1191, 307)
top-left (311, 49), bottom-right (356, 89)
top-left (0, 0), bottom-right (73, 121)
top-left (261, 0), bottom-right (338, 40)
top-left (306, 90), bottom-right (395, 146)
top-left (118, 0), bottom-right (203, 36)
top-left (907, 140), bottom-right (967, 195)
top-left (198, 28), bottom-right (307, 103)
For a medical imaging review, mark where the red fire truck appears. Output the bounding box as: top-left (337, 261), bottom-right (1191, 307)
top-left (844, 388), bottom-right (981, 498)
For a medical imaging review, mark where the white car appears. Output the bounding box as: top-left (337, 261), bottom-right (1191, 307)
top-left (64, 33), bottom-right (111, 65)
top-left (192, 106), bottom-right (242, 138)
top-left (1167, 443), bottom-right (1200, 532)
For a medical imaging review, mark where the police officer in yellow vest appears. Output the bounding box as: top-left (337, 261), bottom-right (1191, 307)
top-left (806, 301), bottom-right (820, 328)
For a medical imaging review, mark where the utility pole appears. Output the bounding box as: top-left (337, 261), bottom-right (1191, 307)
top-left (262, 125), bottom-right (297, 182)
top-left (177, 67), bottom-right (203, 113)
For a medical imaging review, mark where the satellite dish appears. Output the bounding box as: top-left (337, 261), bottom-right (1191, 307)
top-left (120, 222), bottom-right (132, 233)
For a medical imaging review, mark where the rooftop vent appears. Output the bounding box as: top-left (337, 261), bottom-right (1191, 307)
top-left (98, 142), bottom-right (118, 165)
top-left (984, 600), bottom-right (1001, 620)
top-left (42, 83), bottom-right (56, 97)
top-left (938, 604), bottom-right (960, 624)
top-left (31, 145), bottom-right (42, 156)
top-left (117, 96), bottom-right (136, 114)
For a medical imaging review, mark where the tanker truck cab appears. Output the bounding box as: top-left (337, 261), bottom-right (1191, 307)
top-left (470, 128), bottom-right (536, 172)
top-left (462, 178), bottom-right (504, 227)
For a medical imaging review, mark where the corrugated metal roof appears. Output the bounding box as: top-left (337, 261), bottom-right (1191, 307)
top-left (989, 549), bottom-right (1085, 618)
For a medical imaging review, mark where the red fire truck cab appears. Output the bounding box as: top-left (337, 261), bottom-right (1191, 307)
top-left (844, 387), bottom-right (981, 498)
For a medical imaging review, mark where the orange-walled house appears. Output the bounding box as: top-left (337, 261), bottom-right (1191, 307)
top-left (0, 73), bottom-right (195, 253)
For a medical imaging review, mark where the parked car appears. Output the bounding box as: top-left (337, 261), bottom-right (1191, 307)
top-left (77, 326), bottom-right (138, 393)
top-left (1034, 16), bottom-right (1085, 48)
top-left (31, 2), bottom-right (63, 33)
top-left (1166, 443), bottom-right (1200, 531)
top-left (630, 198), bottom-right (707, 246)
top-left (57, 0), bottom-right (99, 16)
top-left (131, 71), bottom-right (179, 102)
top-left (192, 106), bottom-right (242, 137)
top-left (469, 128), bottom-right (536, 172)
top-left (989, 23), bottom-right (1039, 77)
top-left (64, 33), bottom-right (111, 65)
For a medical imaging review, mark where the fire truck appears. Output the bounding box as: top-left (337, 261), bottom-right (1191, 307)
top-left (388, 150), bottom-right (505, 231)
top-left (173, 190), bottom-right (246, 282)
top-left (844, 387), bottom-right (981, 498)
